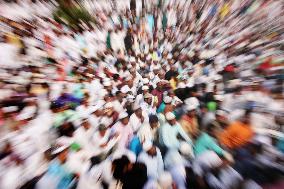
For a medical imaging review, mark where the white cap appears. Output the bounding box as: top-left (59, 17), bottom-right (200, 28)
top-left (143, 140), bottom-right (153, 151)
top-left (133, 103), bottom-right (141, 111)
top-left (214, 94), bottom-right (224, 101)
top-left (143, 78), bottom-right (149, 84)
top-left (104, 102), bottom-right (113, 109)
top-left (142, 85), bottom-right (149, 90)
top-left (178, 82), bottom-right (186, 88)
top-left (103, 81), bottom-right (112, 87)
top-left (52, 145), bottom-right (69, 155)
top-left (2, 106), bottom-right (18, 113)
top-left (144, 93), bottom-right (152, 99)
top-left (121, 86), bottom-right (130, 93)
top-left (89, 104), bottom-right (103, 113)
top-left (158, 172), bottom-right (173, 188)
top-left (165, 112), bottom-right (175, 120)
top-left (119, 112), bottom-right (128, 119)
top-left (152, 65), bottom-right (161, 70)
top-left (167, 53), bottom-right (173, 59)
top-left (180, 142), bottom-right (193, 157)
top-left (129, 57), bottom-right (135, 62)
top-left (163, 96), bottom-right (172, 104)
top-left (146, 55), bottom-right (152, 61)
top-left (184, 97), bottom-right (199, 107)
top-left (186, 103), bottom-right (197, 111)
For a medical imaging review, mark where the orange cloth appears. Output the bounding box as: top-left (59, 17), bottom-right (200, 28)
top-left (180, 115), bottom-right (198, 136)
top-left (219, 121), bottom-right (254, 149)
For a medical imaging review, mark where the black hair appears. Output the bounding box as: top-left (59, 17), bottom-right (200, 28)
top-left (149, 114), bottom-right (158, 123)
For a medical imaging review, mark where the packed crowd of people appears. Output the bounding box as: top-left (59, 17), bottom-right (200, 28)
top-left (0, 0), bottom-right (283, 189)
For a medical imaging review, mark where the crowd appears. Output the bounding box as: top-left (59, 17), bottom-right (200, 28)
top-left (0, 0), bottom-right (284, 189)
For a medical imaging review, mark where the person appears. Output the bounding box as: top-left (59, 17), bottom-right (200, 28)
top-left (179, 102), bottom-right (199, 137)
top-left (137, 141), bottom-right (164, 181)
top-left (129, 103), bottom-right (148, 133)
top-left (138, 114), bottom-right (160, 144)
top-left (159, 112), bottom-right (193, 151)
top-left (112, 112), bottom-right (134, 149)
top-left (36, 145), bottom-right (77, 189)
top-left (219, 110), bottom-right (254, 150)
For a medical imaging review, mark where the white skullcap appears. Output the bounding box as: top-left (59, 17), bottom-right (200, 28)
top-left (184, 97), bottom-right (199, 107)
top-left (119, 112), bottom-right (128, 120)
top-left (143, 78), bottom-right (149, 84)
top-left (152, 64), bottom-right (161, 70)
top-left (52, 145), bottom-right (69, 155)
top-left (146, 55), bottom-right (152, 61)
top-left (142, 85), bottom-right (149, 90)
top-left (216, 110), bottom-right (227, 117)
top-left (167, 53), bottom-right (173, 59)
top-left (125, 76), bottom-right (132, 81)
top-left (103, 81), bottom-right (112, 87)
top-left (133, 103), bottom-right (141, 111)
top-left (89, 104), bottom-right (103, 113)
top-left (165, 112), bottom-right (175, 120)
top-left (163, 96), bottom-right (172, 104)
top-left (143, 140), bottom-right (153, 151)
top-left (121, 86), bottom-right (130, 93)
top-left (186, 103), bottom-right (197, 111)
top-left (149, 72), bottom-right (155, 80)
top-left (129, 57), bottom-right (135, 62)
top-left (214, 94), bottom-right (224, 101)
top-left (144, 93), bottom-right (152, 99)
top-left (180, 142), bottom-right (194, 157)
top-left (158, 171), bottom-right (173, 188)
top-left (178, 82), bottom-right (186, 89)
top-left (16, 106), bottom-right (36, 120)
top-left (2, 106), bottom-right (18, 113)
top-left (100, 117), bottom-right (112, 127)
top-left (104, 102), bottom-right (113, 109)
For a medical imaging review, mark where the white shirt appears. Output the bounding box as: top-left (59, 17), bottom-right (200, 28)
top-left (112, 122), bottom-right (133, 149)
top-left (137, 148), bottom-right (164, 180)
top-left (129, 111), bottom-right (149, 133)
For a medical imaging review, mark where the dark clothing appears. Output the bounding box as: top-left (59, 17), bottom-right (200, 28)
top-left (165, 70), bottom-right (178, 80)
top-left (124, 33), bottom-right (133, 53)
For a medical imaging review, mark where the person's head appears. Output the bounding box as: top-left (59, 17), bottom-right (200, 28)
top-left (119, 112), bottom-right (129, 125)
top-left (98, 124), bottom-right (107, 136)
top-left (143, 141), bottom-right (156, 156)
top-left (82, 120), bottom-right (91, 130)
top-left (112, 156), bottom-right (130, 181)
top-left (116, 91), bottom-right (125, 102)
top-left (134, 107), bottom-right (143, 118)
top-left (144, 93), bottom-right (152, 104)
top-left (149, 115), bottom-right (159, 129)
top-left (242, 110), bottom-right (252, 125)
top-left (55, 147), bottom-right (69, 163)
top-left (166, 112), bottom-right (176, 125)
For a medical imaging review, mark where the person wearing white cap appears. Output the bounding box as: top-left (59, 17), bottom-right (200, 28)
top-left (159, 112), bottom-right (192, 151)
top-left (140, 93), bottom-right (157, 115)
top-left (179, 102), bottom-right (199, 137)
top-left (136, 85), bottom-right (149, 105)
top-left (73, 119), bottom-right (95, 153)
top-left (36, 143), bottom-right (76, 189)
top-left (157, 96), bottom-right (173, 114)
top-left (137, 141), bottom-right (164, 181)
top-left (129, 103), bottom-right (148, 133)
top-left (112, 111), bottom-right (134, 149)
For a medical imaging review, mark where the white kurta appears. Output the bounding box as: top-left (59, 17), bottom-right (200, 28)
top-left (137, 148), bottom-right (164, 180)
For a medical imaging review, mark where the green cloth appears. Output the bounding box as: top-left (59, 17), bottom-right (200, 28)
top-left (53, 110), bottom-right (79, 128)
top-left (194, 132), bottom-right (224, 156)
top-left (207, 101), bottom-right (217, 112)
top-left (70, 142), bottom-right (81, 151)
top-left (106, 32), bottom-right (111, 49)
top-left (162, 12), bottom-right (167, 31)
